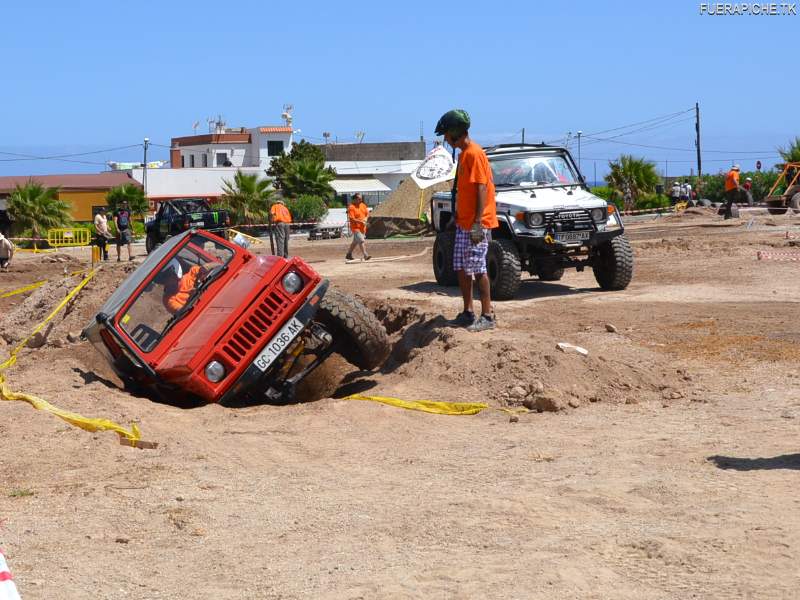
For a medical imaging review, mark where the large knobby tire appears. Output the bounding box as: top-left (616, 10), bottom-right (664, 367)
top-left (145, 232), bottom-right (159, 254)
top-left (592, 235), bottom-right (633, 291)
top-left (790, 193), bottom-right (800, 214)
top-left (487, 239), bottom-right (521, 300)
top-left (432, 231), bottom-right (457, 286)
top-left (767, 202), bottom-right (788, 215)
top-left (316, 287), bottom-right (390, 371)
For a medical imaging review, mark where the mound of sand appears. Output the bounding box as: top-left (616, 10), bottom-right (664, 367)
top-left (365, 301), bottom-right (691, 411)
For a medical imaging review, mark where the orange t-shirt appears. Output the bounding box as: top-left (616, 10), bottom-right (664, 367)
top-left (724, 170), bottom-right (740, 191)
top-left (271, 203), bottom-right (292, 223)
top-left (348, 202), bottom-right (368, 234)
top-left (165, 265), bottom-right (201, 314)
top-left (455, 142), bottom-right (498, 230)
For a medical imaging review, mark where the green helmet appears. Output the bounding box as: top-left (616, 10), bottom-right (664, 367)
top-left (434, 109), bottom-right (471, 137)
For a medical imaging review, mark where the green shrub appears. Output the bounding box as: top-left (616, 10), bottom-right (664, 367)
top-left (635, 193), bottom-right (670, 210)
top-left (286, 195), bottom-right (328, 223)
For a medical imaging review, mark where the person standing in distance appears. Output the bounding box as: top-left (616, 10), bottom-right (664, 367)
top-left (435, 109), bottom-right (498, 332)
top-left (114, 200), bottom-right (134, 261)
top-left (723, 165), bottom-right (741, 220)
top-left (346, 193), bottom-right (371, 261)
top-left (270, 198), bottom-right (292, 258)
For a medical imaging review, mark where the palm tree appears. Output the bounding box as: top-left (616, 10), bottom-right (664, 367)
top-left (219, 170), bottom-right (273, 225)
top-left (7, 181), bottom-right (71, 248)
top-left (106, 184), bottom-right (149, 220)
top-left (777, 136), bottom-right (800, 163)
top-left (280, 158), bottom-right (336, 201)
top-left (605, 155), bottom-right (660, 210)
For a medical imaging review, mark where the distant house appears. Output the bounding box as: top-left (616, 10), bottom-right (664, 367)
top-left (171, 124), bottom-right (294, 170)
top-left (0, 171), bottom-right (140, 221)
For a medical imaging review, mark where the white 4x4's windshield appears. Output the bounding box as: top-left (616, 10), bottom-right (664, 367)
top-left (119, 234), bottom-right (234, 352)
top-left (491, 154), bottom-right (579, 188)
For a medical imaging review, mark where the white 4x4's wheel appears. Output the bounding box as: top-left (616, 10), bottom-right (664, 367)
top-left (433, 231), bottom-right (458, 286)
top-left (487, 239), bottom-right (521, 300)
top-left (592, 235), bottom-right (633, 290)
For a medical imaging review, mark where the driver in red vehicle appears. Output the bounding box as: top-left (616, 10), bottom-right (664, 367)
top-left (155, 258), bottom-right (211, 314)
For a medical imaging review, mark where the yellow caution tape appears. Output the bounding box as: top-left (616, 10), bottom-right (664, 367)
top-left (344, 393), bottom-right (530, 417)
top-left (0, 268), bottom-right (153, 448)
top-left (0, 270), bottom-right (87, 299)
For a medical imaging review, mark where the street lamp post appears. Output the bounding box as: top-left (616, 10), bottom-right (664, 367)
top-left (142, 137), bottom-right (150, 197)
top-left (577, 130), bottom-right (582, 175)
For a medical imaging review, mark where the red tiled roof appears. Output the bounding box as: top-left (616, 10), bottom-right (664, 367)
top-left (259, 126), bottom-right (293, 134)
top-left (0, 171), bottom-right (138, 193)
top-left (172, 133), bottom-right (251, 146)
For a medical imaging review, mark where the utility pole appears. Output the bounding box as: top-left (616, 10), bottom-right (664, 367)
top-left (695, 102), bottom-right (702, 191)
top-left (593, 161), bottom-right (597, 187)
top-left (142, 137), bottom-right (149, 197)
top-left (521, 128), bottom-right (525, 144)
top-left (577, 130), bottom-right (582, 174)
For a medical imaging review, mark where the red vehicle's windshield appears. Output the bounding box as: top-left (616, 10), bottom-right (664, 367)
top-left (120, 234), bottom-right (234, 351)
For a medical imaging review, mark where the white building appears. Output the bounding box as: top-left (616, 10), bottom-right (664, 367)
top-left (171, 125), bottom-right (294, 170)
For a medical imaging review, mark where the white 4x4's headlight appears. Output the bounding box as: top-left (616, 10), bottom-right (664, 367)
top-left (526, 212), bottom-right (545, 227)
top-left (205, 360), bottom-right (226, 383)
top-left (590, 208), bottom-right (606, 222)
top-left (282, 271), bottom-right (303, 294)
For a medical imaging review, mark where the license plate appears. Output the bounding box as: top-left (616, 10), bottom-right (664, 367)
top-left (555, 231), bottom-right (591, 243)
top-left (253, 317), bottom-right (305, 372)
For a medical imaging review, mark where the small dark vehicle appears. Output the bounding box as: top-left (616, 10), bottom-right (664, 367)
top-left (83, 229), bottom-right (389, 405)
top-left (145, 198), bottom-right (230, 253)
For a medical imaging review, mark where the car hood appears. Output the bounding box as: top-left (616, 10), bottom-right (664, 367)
top-left (495, 187), bottom-right (607, 211)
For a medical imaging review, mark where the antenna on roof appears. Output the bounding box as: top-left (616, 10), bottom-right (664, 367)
top-left (281, 104), bottom-right (294, 127)
top-left (355, 131), bottom-right (365, 144)
top-left (192, 120), bottom-right (200, 134)
top-left (322, 132), bottom-right (331, 144)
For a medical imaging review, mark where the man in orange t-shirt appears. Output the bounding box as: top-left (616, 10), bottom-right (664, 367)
top-left (346, 193), bottom-right (371, 261)
top-left (270, 199), bottom-right (292, 258)
top-left (435, 108), bottom-right (497, 332)
top-left (723, 165), bottom-right (741, 220)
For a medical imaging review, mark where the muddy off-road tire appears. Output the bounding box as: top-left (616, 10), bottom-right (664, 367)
top-left (535, 262), bottom-right (565, 281)
top-left (145, 231), bottom-right (159, 254)
top-left (790, 193), bottom-right (800, 214)
top-left (592, 235), bottom-right (633, 291)
top-left (487, 239), bottom-right (521, 300)
top-left (317, 287), bottom-right (390, 371)
top-left (767, 203), bottom-right (788, 215)
top-left (433, 231), bottom-right (457, 286)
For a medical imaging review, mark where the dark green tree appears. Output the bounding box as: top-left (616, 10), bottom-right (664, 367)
top-left (267, 140), bottom-right (337, 199)
top-left (7, 181), bottom-right (71, 246)
top-left (778, 136), bottom-right (800, 164)
top-left (219, 170), bottom-right (273, 225)
top-left (106, 184), bottom-right (149, 220)
top-left (605, 155), bottom-right (661, 210)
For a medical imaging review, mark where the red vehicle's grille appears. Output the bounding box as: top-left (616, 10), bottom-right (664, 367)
top-left (222, 290), bottom-right (290, 363)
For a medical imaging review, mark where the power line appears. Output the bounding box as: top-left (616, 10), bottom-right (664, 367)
top-left (0, 144), bottom-right (143, 165)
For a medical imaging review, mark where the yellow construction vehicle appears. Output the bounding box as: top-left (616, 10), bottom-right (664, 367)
top-left (764, 162), bottom-right (800, 215)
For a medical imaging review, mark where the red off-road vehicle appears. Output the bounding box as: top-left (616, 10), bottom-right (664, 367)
top-left (83, 229), bottom-right (389, 405)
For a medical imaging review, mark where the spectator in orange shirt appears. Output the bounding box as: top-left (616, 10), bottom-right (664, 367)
top-left (723, 165), bottom-right (741, 220)
top-left (346, 193), bottom-right (371, 261)
top-left (270, 199), bottom-right (292, 258)
top-left (435, 108), bottom-right (497, 332)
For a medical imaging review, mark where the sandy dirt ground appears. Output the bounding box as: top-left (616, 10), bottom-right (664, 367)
top-left (1, 208), bottom-right (799, 599)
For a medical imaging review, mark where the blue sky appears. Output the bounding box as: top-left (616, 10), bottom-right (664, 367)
top-left (1, 0), bottom-right (797, 178)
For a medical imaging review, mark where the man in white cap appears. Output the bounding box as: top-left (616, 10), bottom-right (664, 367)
top-left (0, 231), bottom-right (14, 272)
top-left (723, 165), bottom-right (741, 219)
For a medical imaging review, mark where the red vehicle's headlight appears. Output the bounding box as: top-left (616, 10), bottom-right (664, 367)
top-left (282, 272), bottom-right (303, 294)
top-left (205, 360), bottom-right (226, 382)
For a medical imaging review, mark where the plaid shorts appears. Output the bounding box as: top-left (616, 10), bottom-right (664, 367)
top-left (453, 226), bottom-right (491, 276)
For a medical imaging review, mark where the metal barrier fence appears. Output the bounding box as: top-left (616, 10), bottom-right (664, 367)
top-left (47, 228), bottom-right (91, 248)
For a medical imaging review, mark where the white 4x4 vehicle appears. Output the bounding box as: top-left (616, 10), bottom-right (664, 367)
top-left (431, 144), bottom-right (633, 299)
